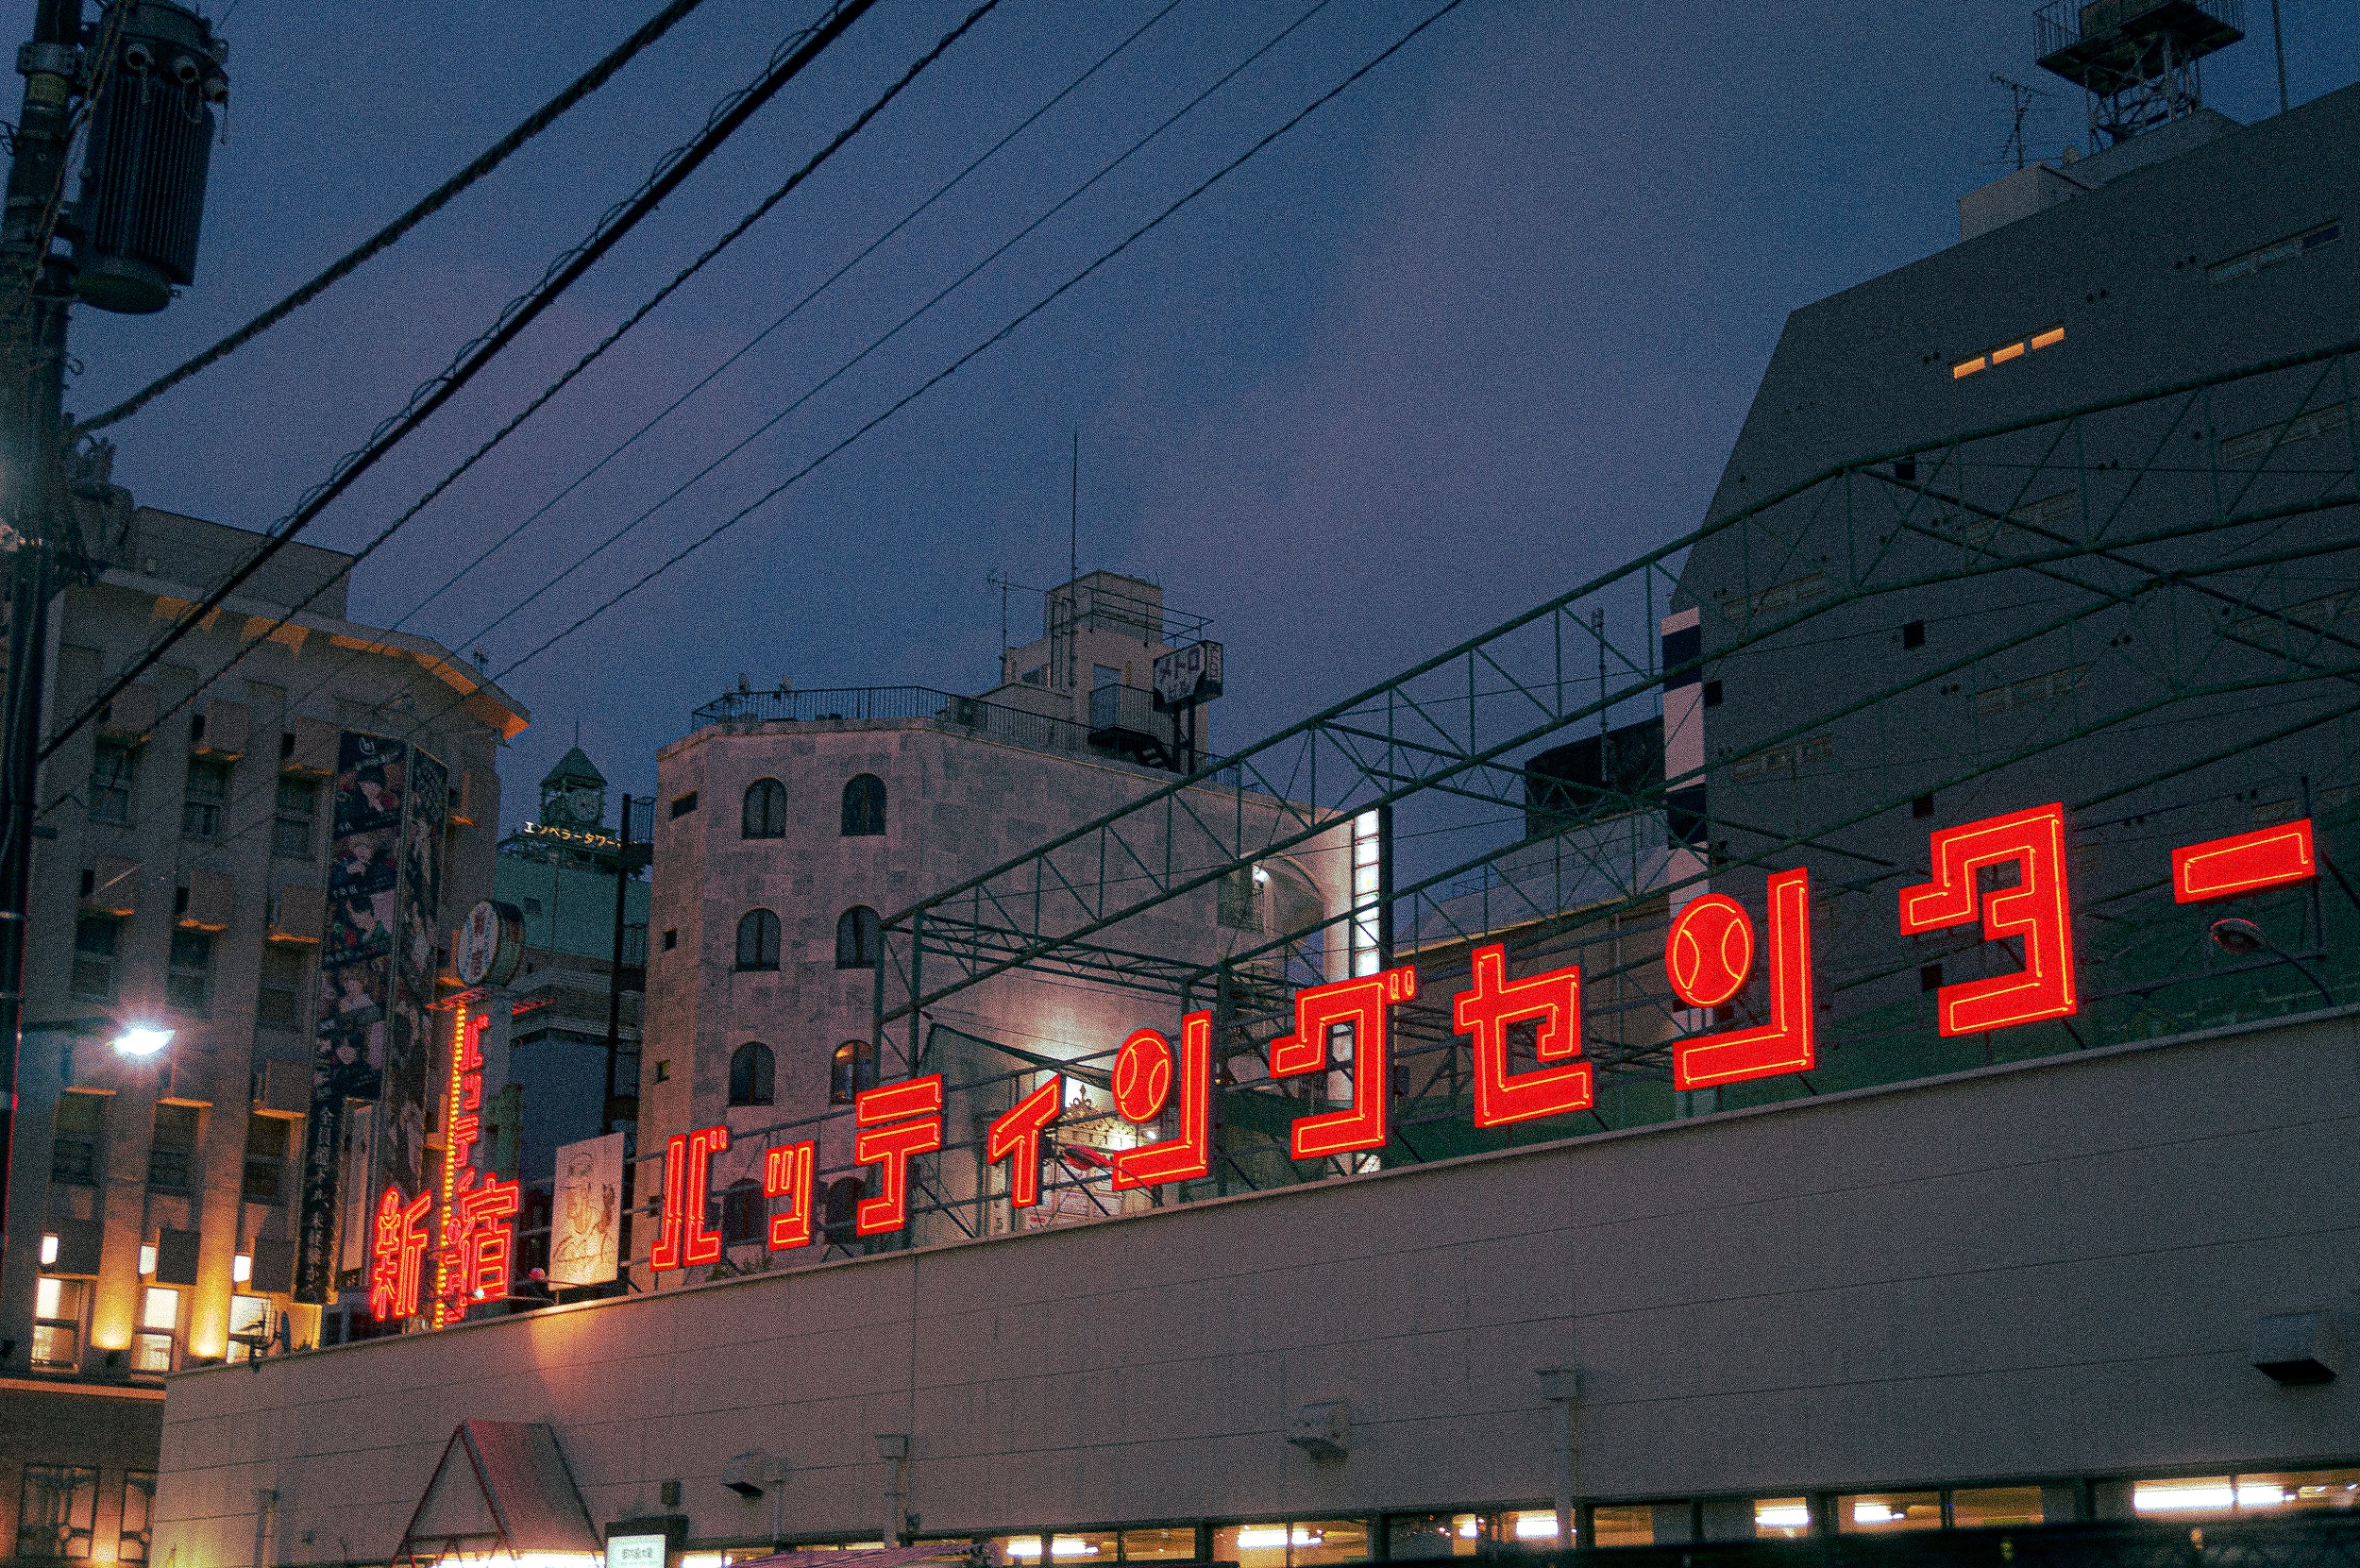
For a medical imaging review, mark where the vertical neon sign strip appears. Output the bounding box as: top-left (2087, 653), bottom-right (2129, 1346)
top-left (1111, 1012), bottom-right (1213, 1189)
top-left (429, 1001), bottom-right (468, 1329)
top-left (2173, 818), bottom-right (2317, 902)
top-left (1898, 802), bottom-right (2078, 1036)
top-left (1670, 868), bottom-right (1817, 1090)
top-left (1454, 947), bottom-right (1593, 1128)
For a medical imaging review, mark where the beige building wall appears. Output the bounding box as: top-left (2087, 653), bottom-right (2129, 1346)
top-left (151, 1005), bottom-right (2360, 1568)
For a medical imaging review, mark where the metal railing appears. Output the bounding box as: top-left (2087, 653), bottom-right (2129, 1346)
top-left (2034, 0), bottom-right (2244, 60)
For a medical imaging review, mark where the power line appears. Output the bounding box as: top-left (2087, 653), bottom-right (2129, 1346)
top-left (69, 0), bottom-right (721, 435)
top-left (84, 0), bottom-right (1007, 773)
top-left (40, 0), bottom-right (884, 764)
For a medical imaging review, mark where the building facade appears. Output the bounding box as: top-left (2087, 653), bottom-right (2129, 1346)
top-left (0, 504), bottom-right (524, 1566)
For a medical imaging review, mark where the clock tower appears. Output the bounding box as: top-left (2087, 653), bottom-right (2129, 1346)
top-left (538, 745), bottom-right (609, 834)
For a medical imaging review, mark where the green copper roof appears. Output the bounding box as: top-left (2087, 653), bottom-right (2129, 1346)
top-left (541, 745), bottom-right (607, 790)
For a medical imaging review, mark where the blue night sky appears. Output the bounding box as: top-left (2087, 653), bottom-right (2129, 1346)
top-left (49, 0), bottom-right (2360, 824)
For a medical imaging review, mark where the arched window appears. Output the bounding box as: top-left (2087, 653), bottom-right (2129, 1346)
top-left (742, 778), bottom-right (787, 839)
top-left (835, 905), bottom-right (881, 969)
top-left (822, 1175), bottom-right (866, 1244)
top-left (841, 773), bottom-right (886, 837)
top-left (720, 1178), bottom-right (767, 1248)
top-left (728, 1041), bottom-right (774, 1106)
top-left (830, 1041), bottom-right (875, 1105)
top-left (734, 909), bottom-right (780, 971)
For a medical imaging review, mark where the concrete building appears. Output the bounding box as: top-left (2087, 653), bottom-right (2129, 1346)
top-left (147, 1003), bottom-right (2360, 1567)
top-left (0, 501), bottom-right (524, 1564)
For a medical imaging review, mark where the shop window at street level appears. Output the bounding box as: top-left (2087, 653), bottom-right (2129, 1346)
top-left (182, 756), bottom-right (230, 840)
top-left (33, 1276), bottom-right (87, 1371)
top-left (2137, 1471), bottom-right (2360, 1518)
top-left (729, 1041), bottom-right (775, 1106)
top-left (88, 741), bottom-right (135, 824)
top-left (1500, 1512), bottom-right (1560, 1546)
top-left (243, 1113), bottom-right (288, 1203)
top-left (1590, 1509), bottom-right (1654, 1547)
top-left (258, 945), bottom-right (309, 1032)
top-left (1384, 1515), bottom-right (1489, 1560)
top-left (1949, 1487), bottom-right (2045, 1528)
top-left (131, 1285), bottom-right (178, 1374)
top-left (831, 1042), bottom-right (875, 1104)
top-left (15, 1463), bottom-right (98, 1561)
top-left (118, 1474), bottom-right (155, 1567)
top-left (1215, 1523), bottom-right (1369, 1568)
top-left (836, 905), bottom-right (881, 969)
top-left (1840, 1493), bottom-right (1942, 1532)
top-left (167, 928), bottom-right (215, 1015)
top-left (842, 773), bottom-right (886, 836)
top-left (1754, 1499), bottom-right (1812, 1539)
top-left (742, 778), bottom-right (787, 839)
top-left (50, 1093), bottom-right (103, 1185)
top-left (70, 915), bottom-right (118, 1001)
top-left (734, 909), bottom-right (780, 971)
top-left (147, 1104), bottom-right (200, 1192)
top-left (272, 775), bottom-right (319, 858)
top-left (1118, 1529), bottom-right (1199, 1561)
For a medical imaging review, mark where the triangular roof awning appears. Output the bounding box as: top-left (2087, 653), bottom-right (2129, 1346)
top-left (395, 1422), bottom-right (599, 1565)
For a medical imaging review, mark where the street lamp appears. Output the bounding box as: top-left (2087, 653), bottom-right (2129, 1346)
top-left (2209, 917), bottom-right (2335, 1007)
top-left (110, 1023), bottom-right (172, 1057)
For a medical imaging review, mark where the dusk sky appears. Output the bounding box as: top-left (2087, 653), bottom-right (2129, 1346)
top-left (54, 0), bottom-right (2360, 826)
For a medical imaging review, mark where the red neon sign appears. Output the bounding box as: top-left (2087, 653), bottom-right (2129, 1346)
top-left (1111, 1012), bottom-right (1214, 1189)
top-left (1454, 946), bottom-right (1593, 1128)
top-left (855, 1075), bottom-right (944, 1236)
top-left (763, 1141), bottom-right (817, 1252)
top-left (1666, 894), bottom-right (1754, 1008)
top-left (649, 1124), bottom-right (729, 1270)
top-left (1671, 868), bottom-right (1817, 1090)
top-left (430, 1005), bottom-right (514, 1327)
top-left (986, 1076), bottom-right (1064, 1209)
top-left (2174, 818), bottom-right (2317, 902)
top-left (1271, 967), bottom-right (1416, 1160)
top-left (368, 1187), bottom-right (431, 1323)
top-left (1899, 803), bottom-right (2078, 1036)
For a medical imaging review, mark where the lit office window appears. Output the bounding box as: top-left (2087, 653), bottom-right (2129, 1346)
top-left (1384, 1515), bottom-right (1488, 1559)
top-left (1118, 1529), bottom-right (1198, 1561)
top-left (1592, 1509), bottom-right (1654, 1547)
top-left (1840, 1493), bottom-right (1942, 1532)
top-left (1754, 1498), bottom-right (1812, 1539)
top-left (118, 1474), bottom-right (156, 1567)
top-left (32, 1276), bottom-right (87, 1371)
top-left (131, 1286), bottom-right (179, 1374)
top-left (1950, 1487), bottom-right (2045, 1527)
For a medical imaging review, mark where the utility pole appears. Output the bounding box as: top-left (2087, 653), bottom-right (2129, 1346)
top-left (0, 0), bottom-right (86, 1261)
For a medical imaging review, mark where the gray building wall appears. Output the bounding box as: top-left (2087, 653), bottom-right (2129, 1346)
top-left (150, 1004), bottom-right (2360, 1566)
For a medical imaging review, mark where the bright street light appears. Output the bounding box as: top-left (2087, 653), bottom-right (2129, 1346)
top-left (110, 1024), bottom-right (173, 1056)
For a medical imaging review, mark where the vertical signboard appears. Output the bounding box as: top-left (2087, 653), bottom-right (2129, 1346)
top-left (294, 733), bottom-right (448, 1304)
top-left (548, 1131), bottom-right (624, 1288)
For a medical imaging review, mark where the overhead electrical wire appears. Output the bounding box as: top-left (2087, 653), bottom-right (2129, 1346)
top-left (76, 0), bottom-right (1007, 777)
top-left (70, 0), bottom-right (722, 435)
top-left (41, 0), bottom-right (885, 763)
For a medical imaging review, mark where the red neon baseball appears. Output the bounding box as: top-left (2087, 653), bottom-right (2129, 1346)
top-left (2173, 818), bottom-right (2317, 902)
top-left (1672, 868), bottom-right (1818, 1090)
top-left (986, 1076), bottom-right (1063, 1209)
top-left (1899, 802), bottom-right (2078, 1036)
top-left (1453, 945), bottom-right (1593, 1128)
top-left (764, 1141), bottom-right (817, 1252)
top-left (1667, 894), bottom-right (1754, 1008)
top-left (1112, 1012), bottom-right (1214, 1189)
top-left (855, 1075), bottom-right (945, 1236)
top-left (1112, 1028), bottom-right (1176, 1123)
top-left (1272, 966), bottom-right (1416, 1160)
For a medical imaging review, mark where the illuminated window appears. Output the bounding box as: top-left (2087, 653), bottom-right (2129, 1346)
top-left (181, 756), bottom-right (229, 840)
top-left (226, 1294), bottom-right (273, 1363)
top-left (1213, 1523), bottom-right (1369, 1568)
top-left (1501, 1512), bottom-right (1563, 1545)
top-left (166, 928), bottom-right (215, 1016)
top-left (118, 1474), bottom-right (155, 1567)
top-left (1754, 1498), bottom-right (1812, 1539)
top-left (719, 1178), bottom-right (767, 1248)
top-left (69, 916), bottom-right (118, 1002)
top-left (841, 774), bottom-right (886, 837)
top-left (1591, 1509), bottom-right (1653, 1547)
top-left (728, 1042), bottom-right (775, 1107)
top-left (272, 776), bottom-right (318, 858)
top-left (50, 1093), bottom-right (102, 1187)
top-left (1953, 324), bottom-right (2064, 379)
top-left (88, 742), bottom-right (136, 824)
top-left (831, 1042), bottom-right (875, 1105)
top-left (836, 905), bottom-right (881, 969)
top-left (1385, 1513), bottom-right (1490, 1558)
top-left (15, 1464), bottom-right (97, 1560)
top-left (2209, 221), bottom-right (2340, 283)
top-left (1118, 1529), bottom-right (1200, 1561)
top-left (257, 946), bottom-right (309, 1032)
top-left (742, 779), bottom-right (787, 839)
top-left (1950, 1487), bottom-right (2044, 1528)
top-left (131, 1286), bottom-right (178, 1374)
top-left (32, 1276), bottom-right (86, 1371)
top-left (1839, 1493), bottom-right (1941, 1532)
top-left (734, 909), bottom-right (780, 971)
top-left (146, 1104), bottom-right (199, 1192)
top-left (2137, 1471), bottom-right (2360, 1517)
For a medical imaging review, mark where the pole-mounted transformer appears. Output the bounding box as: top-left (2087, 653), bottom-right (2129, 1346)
top-left (72, 0), bottom-right (227, 314)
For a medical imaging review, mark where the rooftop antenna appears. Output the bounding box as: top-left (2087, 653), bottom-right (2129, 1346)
top-left (1070, 430), bottom-right (1079, 589)
top-left (1990, 74), bottom-right (2051, 169)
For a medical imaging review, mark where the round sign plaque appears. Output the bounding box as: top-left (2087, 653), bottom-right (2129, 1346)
top-left (456, 899), bottom-right (525, 987)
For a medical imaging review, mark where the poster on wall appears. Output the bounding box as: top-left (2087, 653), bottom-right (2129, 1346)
top-left (548, 1132), bottom-right (624, 1288)
top-left (295, 732), bottom-right (448, 1304)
